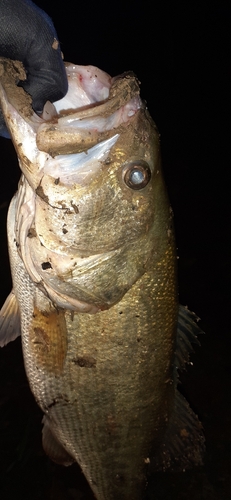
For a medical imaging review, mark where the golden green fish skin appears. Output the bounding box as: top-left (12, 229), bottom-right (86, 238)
top-left (0, 60), bottom-right (178, 499)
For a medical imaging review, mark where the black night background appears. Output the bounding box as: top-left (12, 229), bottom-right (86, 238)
top-left (0, 1), bottom-right (230, 499)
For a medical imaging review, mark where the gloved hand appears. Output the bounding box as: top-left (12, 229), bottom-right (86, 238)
top-left (0, 0), bottom-right (68, 137)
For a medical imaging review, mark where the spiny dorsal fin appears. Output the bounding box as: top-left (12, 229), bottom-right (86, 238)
top-left (0, 290), bottom-right (21, 347)
top-left (174, 305), bottom-right (204, 377)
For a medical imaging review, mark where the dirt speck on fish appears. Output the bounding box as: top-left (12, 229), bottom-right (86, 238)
top-left (0, 57), bottom-right (204, 499)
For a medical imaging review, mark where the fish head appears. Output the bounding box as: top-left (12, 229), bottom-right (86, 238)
top-left (0, 59), bottom-right (170, 312)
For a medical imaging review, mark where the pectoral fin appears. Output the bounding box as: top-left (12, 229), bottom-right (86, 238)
top-left (0, 290), bottom-right (21, 347)
top-left (42, 416), bottom-right (75, 467)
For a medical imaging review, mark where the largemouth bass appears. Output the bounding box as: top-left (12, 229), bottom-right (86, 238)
top-left (0, 58), bottom-right (204, 499)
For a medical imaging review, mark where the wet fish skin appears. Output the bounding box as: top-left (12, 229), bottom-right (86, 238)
top-left (0, 59), bottom-right (203, 499)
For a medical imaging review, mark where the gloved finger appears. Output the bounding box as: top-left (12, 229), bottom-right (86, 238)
top-left (0, 0), bottom-right (68, 114)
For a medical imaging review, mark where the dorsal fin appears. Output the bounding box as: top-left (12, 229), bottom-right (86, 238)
top-left (174, 305), bottom-right (204, 378)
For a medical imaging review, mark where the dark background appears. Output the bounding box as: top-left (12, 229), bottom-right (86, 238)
top-left (0, 1), bottom-right (230, 499)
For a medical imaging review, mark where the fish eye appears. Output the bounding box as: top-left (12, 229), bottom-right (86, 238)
top-left (123, 160), bottom-right (151, 190)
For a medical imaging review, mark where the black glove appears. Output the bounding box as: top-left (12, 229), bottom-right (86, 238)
top-left (0, 0), bottom-right (68, 137)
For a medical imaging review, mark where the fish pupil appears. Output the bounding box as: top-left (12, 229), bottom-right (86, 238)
top-left (130, 169), bottom-right (145, 184)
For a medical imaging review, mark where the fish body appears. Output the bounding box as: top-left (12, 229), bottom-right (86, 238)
top-left (0, 58), bottom-right (204, 499)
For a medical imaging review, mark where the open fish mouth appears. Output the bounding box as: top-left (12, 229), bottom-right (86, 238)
top-left (37, 65), bottom-right (143, 157)
top-left (0, 59), bottom-right (143, 188)
top-left (0, 58), bottom-right (142, 157)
